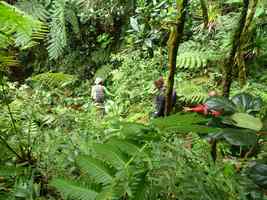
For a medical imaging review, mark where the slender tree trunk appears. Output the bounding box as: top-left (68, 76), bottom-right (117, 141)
top-left (222, 0), bottom-right (250, 97)
top-left (165, 0), bottom-right (188, 116)
top-left (200, 0), bottom-right (209, 28)
top-left (238, 0), bottom-right (258, 86)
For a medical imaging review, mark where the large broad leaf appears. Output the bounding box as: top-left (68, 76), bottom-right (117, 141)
top-left (214, 128), bottom-right (257, 146)
top-left (248, 160), bottom-right (267, 189)
top-left (230, 113), bottom-right (263, 131)
top-left (151, 113), bottom-right (220, 134)
top-left (231, 93), bottom-right (262, 114)
top-left (205, 97), bottom-right (236, 114)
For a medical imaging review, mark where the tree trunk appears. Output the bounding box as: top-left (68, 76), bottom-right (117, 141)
top-left (237, 0), bottom-right (258, 86)
top-left (200, 0), bottom-right (209, 28)
top-left (165, 0), bottom-right (188, 116)
top-left (222, 0), bottom-right (250, 97)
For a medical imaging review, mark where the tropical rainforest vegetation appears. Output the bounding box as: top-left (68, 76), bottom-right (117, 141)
top-left (0, 0), bottom-right (267, 199)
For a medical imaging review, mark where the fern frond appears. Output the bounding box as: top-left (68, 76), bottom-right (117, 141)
top-left (15, 0), bottom-right (49, 21)
top-left (30, 72), bottom-right (77, 89)
top-left (175, 80), bottom-right (208, 104)
top-left (50, 178), bottom-right (98, 200)
top-left (0, 53), bottom-right (18, 70)
top-left (47, 0), bottom-right (67, 60)
top-left (95, 187), bottom-right (114, 200)
top-left (177, 51), bottom-right (207, 71)
top-left (177, 40), bottom-right (219, 71)
top-left (77, 155), bottom-right (114, 186)
top-left (0, 33), bottom-right (13, 49)
top-left (75, 0), bottom-right (98, 10)
top-left (93, 144), bottom-right (127, 170)
top-left (65, 3), bottom-right (80, 35)
top-left (107, 138), bottom-right (150, 162)
top-left (131, 171), bottom-right (151, 200)
top-left (0, 1), bottom-right (47, 48)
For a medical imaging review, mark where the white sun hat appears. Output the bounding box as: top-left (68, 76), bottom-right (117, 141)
top-left (95, 77), bottom-right (103, 84)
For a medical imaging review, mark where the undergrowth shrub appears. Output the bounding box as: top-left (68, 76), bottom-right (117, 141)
top-left (107, 50), bottom-right (162, 117)
top-left (50, 119), bottom-right (254, 200)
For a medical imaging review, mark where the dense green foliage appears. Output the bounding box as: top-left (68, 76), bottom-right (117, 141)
top-left (0, 0), bottom-right (267, 200)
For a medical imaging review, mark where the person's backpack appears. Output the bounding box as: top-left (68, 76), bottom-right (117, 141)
top-left (92, 85), bottom-right (105, 103)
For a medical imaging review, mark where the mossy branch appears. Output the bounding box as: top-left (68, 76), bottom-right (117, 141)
top-left (165, 0), bottom-right (188, 115)
top-left (222, 0), bottom-right (250, 97)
